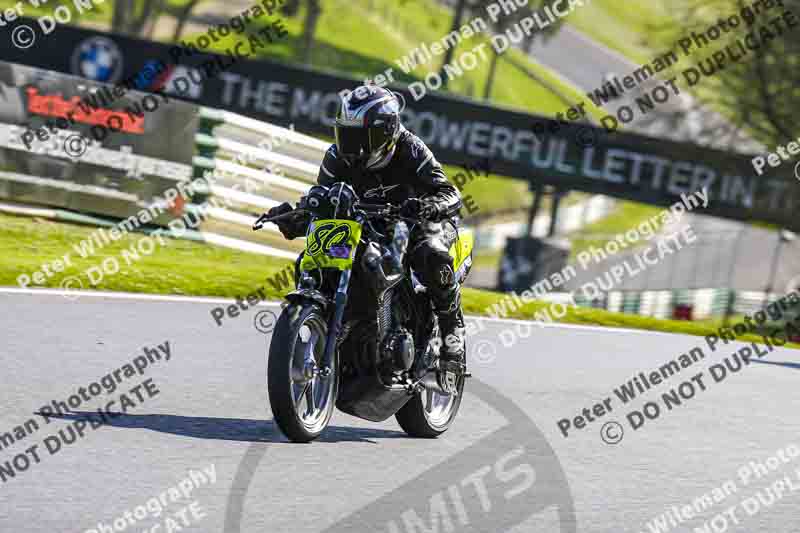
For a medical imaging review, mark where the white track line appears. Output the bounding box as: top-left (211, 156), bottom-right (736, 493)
top-left (1, 287), bottom-right (675, 337)
top-left (0, 287), bottom-right (246, 305)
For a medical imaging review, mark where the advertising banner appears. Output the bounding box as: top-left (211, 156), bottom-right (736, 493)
top-left (0, 59), bottom-right (198, 222)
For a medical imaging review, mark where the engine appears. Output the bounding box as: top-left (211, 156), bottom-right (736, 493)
top-left (380, 327), bottom-right (415, 372)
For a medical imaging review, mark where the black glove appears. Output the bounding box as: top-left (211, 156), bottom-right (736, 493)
top-left (400, 198), bottom-right (438, 220)
top-left (267, 202), bottom-right (294, 220)
top-left (266, 202), bottom-right (307, 240)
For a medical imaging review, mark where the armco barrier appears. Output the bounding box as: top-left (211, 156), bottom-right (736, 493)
top-left (189, 107), bottom-right (322, 236)
top-left (563, 287), bottom-right (787, 321)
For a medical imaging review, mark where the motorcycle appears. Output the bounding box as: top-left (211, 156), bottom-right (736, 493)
top-left (253, 182), bottom-right (474, 442)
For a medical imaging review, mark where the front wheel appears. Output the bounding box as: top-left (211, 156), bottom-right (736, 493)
top-left (395, 371), bottom-right (465, 438)
top-left (267, 303), bottom-right (337, 442)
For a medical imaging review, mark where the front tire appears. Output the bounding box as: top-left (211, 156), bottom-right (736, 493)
top-left (268, 303), bottom-right (337, 443)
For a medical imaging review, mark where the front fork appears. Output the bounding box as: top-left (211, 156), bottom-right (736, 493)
top-left (321, 268), bottom-right (352, 372)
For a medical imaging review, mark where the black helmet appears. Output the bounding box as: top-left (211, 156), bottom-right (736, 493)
top-left (335, 85), bottom-right (401, 170)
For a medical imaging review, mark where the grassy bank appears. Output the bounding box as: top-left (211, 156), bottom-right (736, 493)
top-left (2, 212), bottom-right (294, 298)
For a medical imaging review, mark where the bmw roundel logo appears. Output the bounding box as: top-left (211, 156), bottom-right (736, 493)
top-left (70, 37), bottom-right (124, 83)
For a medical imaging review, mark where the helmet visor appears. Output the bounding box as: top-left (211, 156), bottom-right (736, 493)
top-left (335, 124), bottom-right (393, 164)
top-left (335, 124), bottom-right (371, 160)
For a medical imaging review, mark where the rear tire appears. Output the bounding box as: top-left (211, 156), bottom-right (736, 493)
top-left (395, 370), bottom-right (465, 438)
top-left (268, 303), bottom-right (337, 443)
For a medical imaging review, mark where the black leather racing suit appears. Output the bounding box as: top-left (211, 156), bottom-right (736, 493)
top-left (317, 128), bottom-right (466, 324)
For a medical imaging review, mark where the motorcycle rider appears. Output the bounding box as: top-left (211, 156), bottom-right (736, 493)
top-left (265, 84), bottom-right (467, 375)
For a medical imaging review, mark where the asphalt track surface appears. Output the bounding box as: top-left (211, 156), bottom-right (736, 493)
top-left (2, 289), bottom-right (800, 532)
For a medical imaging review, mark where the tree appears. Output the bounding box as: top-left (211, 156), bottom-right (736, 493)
top-left (300, 0), bottom-right (322, 65)
top-left (436, 0), bottom-right (470, 88)
top-left (654, 0), bottom-right (800, 149)
top-left (280, 0), bottom-right (322, 65)
top-left (281, 0), bottom-right (302, 17)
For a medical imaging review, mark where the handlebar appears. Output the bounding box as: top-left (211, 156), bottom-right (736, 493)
top-left (356, 203), bottom-right (402, 216)
top-left (252, 203), bottom-right (419, 231)
top-left (252, 209), bottom-right (310, 231)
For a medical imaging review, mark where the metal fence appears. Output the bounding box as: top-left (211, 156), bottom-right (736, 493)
top-left (562, 287), bottom-right (795, 322)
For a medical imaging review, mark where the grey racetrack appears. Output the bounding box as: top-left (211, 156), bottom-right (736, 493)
top-left (2, 290), bottom-right (800, 532)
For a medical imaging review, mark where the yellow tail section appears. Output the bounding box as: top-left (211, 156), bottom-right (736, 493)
top-left (449, 228), bottom-right (474, 275)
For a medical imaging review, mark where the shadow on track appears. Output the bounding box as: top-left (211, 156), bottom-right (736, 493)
top-left (40, 411), bottom-right (406, 443)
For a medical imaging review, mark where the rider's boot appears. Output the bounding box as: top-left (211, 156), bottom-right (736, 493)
top-left (432, 285), bottom-right (466, 393)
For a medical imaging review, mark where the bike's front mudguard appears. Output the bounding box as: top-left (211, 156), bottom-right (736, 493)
top-left (284, 288), bottom-right (329, 309)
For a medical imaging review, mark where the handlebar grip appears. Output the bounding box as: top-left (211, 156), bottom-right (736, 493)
top-left (252, 214), bottom-right (269, 231)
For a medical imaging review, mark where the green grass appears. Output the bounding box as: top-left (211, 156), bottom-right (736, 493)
top-left (3, 212), bottom-right (797, 347)
top-left (1, 213), bottom-right (294, 298)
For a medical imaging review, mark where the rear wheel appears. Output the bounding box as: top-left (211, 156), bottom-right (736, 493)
top-left (267, 304), bottom-right (337, 442)
top-left (395, 368), bottom-right (465, 438)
